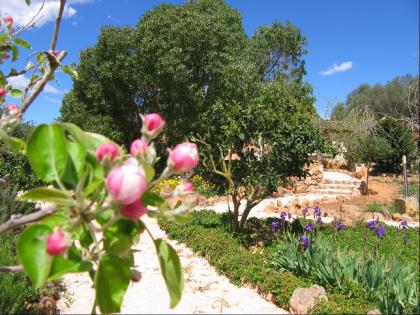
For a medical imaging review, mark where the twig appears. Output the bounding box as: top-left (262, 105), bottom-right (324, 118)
top-left (0, 205), bottom-right (56, 234)
top-left (12, 0), bottom-right (46, 37)
top-left (50, 0), bottom-right (66, 51)
top-left (0, 265), bottom-right (24, 272)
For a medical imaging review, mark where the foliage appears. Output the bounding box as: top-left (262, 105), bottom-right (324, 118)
top-left (0, 190), bottom-right (39, 314)
top-left (366, 202), bottom-right (382, 213)
top-left (374, 117), bottom-right (417, 173)
top-left (0, 121), bottom-right (41, 190)
top-left (331, 75), bottom-right (418, 120)
top-left (190, 175), bottom-right (217, 197)
top-left (159, 211), bottom-right (377, 314)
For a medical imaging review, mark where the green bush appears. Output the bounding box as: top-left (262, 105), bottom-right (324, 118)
top-left (0, 188), bottom-right (40, 314)
top-left (159, 211), bottom-right (375, 313)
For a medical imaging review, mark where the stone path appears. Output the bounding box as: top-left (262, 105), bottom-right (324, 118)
top-left (57, 216), bottom-right (288, 314)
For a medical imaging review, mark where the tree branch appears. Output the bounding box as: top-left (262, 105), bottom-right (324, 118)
top-left (0, 205), bottom-right (56, 235)
top-left (0, 265), bottom-right (23, 273)
top-left (50, 0), bottom-right (66, 51)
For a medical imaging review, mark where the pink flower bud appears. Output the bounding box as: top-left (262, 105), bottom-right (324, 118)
top-left (130, 139), bottom-right (149, 158)
top-left (0, 87), bottom-right (7, 98)
top-left (5, 104), bottom-right (19, 115)
top-left (107, 164), bottom-right (147, 205)
top-left (3, 15), bottom-right (13, 25)
top-left (46, 229), bottom-right (68, 256)
top-left (169, 142), bottom-right (199, 173)
top-left (96, 143), bottom-right (120, 162)
top-left (184, 182), bottom-right (194, 192)
top-left (142, 113), bottom-right (164, 139)
top-left (120, 200), bottom-right (148, 220)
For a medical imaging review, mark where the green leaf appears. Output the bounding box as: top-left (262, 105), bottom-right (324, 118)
top-left (27, 124), bottom-right (68, 182)
top-left (141, 191), bottom-right (165, 207)
top-left (104, 219), bottom-right (144, 256)
top-left (41, 213), bottom-right (69, 228)
top-left (9, 88), bottom-right (23, 98)
top-left (62, 65), bottom-right (79, 79)
top-left (0, 129), bottom-right (26, 153)
top-left (48, 246), bottom-right (92, 281)
top-left (25, 0), bottom-right (31, 5)
top-left (14, 38), bottom-right (32, 49)
top-left (62, 123), bottom-right (115, 151)
top-left (154, 239), bottom-right (184, 308)
top-left (24, 61), bottom-right (35, 71)
top-left (11, 45), bottom-right (18, 61)
top-left (17, 187), bottom-right (75, 207)
top-left (67, 141), bottom-right (86, 177)
top-left (142, 164), bottom-right (155, 182)
top-left (18, 224), bottom-right (53, 289)
top-left (95, 254), bottom-right (131, 313)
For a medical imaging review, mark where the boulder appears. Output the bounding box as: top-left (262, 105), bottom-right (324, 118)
top-left (264, 203), bottom-right (279, 214)
top-left (394, 197), bottom-right (419, 216)
top-left (391, 213), bottom-right (403, 221)
top-left (289, 285), bottom-right (327, 314)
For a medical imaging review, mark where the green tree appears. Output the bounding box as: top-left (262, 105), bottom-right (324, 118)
top-left (374, 117), bottom-right (417, 173)
top-left (356, 135), bottom-right (391, 194)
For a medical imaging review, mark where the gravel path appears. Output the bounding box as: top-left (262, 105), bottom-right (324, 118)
top-left (57, 216), bottom-right (288, 314)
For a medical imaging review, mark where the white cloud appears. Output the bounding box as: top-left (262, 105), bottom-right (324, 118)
top-left (7, 75), bottom-right (61, 94)
top-left (319, 61), bottom-right (353, 76)
top-left (43, 95), bottom-right (62, 105)
top-left (0, 0), bottom-right (92, 28)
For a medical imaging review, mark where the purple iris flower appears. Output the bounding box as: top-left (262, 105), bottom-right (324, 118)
top-left (302, 207), bottom-right (309, 218)
top-left (376, 225), bottom-right (385, 239)
top-left (400, 220), bottom-right (408, 229)
top-left (367, 220), bottom-right (377, 230)
top-left (337, 222), bottom-right (345, 231)
top-left (314, 206), bottom-right (321, 217)
top-left (300, 235), bottom-right (310, 249)
top-left (305, 222), bottom-right (314, 232)
top-left (280, 212), bottom-right (287, 220)
top-left (271, 221), bottom-right (280, 232)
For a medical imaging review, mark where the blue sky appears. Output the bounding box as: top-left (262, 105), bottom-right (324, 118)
top-left (1, 0), bottom-right (418, 123)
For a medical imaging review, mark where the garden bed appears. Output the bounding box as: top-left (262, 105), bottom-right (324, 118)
top-left (159, 210), bottom-right (419, 314)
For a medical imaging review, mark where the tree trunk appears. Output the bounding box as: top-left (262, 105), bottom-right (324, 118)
top-left (366, 162), bottom-right (370, 195)
top-left (232, 194), bottom-right (240, 232)
top-left (238, 201), bottom-right (253, 231)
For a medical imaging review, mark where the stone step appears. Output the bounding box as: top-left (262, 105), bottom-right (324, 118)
top-left (313, 189), bottom-right (353, 195)
top-left (323, 179), bottom-right (361, 186)
top-left (319, 183), bottom-right (358, 190)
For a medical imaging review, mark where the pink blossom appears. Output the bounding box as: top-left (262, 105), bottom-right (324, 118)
top-left (3, 15), bottom-right (13, 25)
top-left (130, 139), bottom-right (149, 158)
top-left (96, 143), bottom-right (120, 162)
top-left (184, 182), bottom-right (194, 192)
top-left (6, 104), bottom-right (19, 112)
top-left (169, 142), bottom-right (199, 173)
top-left (106, 164), bottom-right (147, 205)
top-left (0, 87), bottom-right (7, 98)
top-left (120, 200), bottom-right (148, 220)
top-left (46, 229), bottom-right (68, 256)
top-left (144, 113), bottom-right (164, 132)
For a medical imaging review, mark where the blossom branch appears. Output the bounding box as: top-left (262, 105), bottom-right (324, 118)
top-left (0, 205), bottom-right (56, 235)
top-left (0, 265), bottom-right (23, 273)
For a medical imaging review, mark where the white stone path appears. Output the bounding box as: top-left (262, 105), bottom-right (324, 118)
top-left (58, 216), bottom-right (288, 314)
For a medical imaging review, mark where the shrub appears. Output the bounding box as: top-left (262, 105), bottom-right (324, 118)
top-left (366, 202), bottom-right (382, 213)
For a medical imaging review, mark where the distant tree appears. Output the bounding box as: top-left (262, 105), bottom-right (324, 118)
top-left (356, 135), bottom-right (391, 194)
top-left (331, 75), bottom-right (418, 120)
top-left (374, 117), bottom-right (417, 173)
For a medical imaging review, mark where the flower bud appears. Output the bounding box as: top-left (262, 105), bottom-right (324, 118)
top-left (3, 15), bottom-right (13, 25)
top-left (173, 182), bottom-right (194, 196)
top-left (5, 104), bottom-right (19, 115)
top-left (168, 142), bottom-right (199, 173)
top-left (46, 229), bottom-right (69, 256)
top-left (96, 143), bottom-right (120, 162)
top-left (130, 139), bottom-right (149, 158)
top-left (121, 200), bottom-right (148, 220)
top-left (131, 269), bottom-right (142, 282)
top-left (0, 87), bottom-right (7, 98)
top-left (141, 113), bottom-right (164, 139)
top-left (107, 164), bottom-right (147, 205)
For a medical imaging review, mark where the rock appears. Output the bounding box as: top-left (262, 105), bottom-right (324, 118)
top-left (382, 208), bottom-right (390, 217)
top-left (289, 285), bottom-right (327, 314)
top-left (367, 309), bottom-right (381, 314)
top-left (341, 205), bottom-right (362, 213)
top-left (264, 204), bottom-right (278, 213)
top-left (206, 197), bottom-right (216, 205)
top-left (373, 212), bottom-right (385, 222)
top-left (394, 197), bottom-right (419, 216)
top-left (392, 213), bottom-right (403, 221)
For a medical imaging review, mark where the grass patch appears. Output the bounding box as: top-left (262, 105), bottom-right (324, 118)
top-left (366, 202), bottom-right (382, 213)
top-left (159, 211), bottom-right (379, 314)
